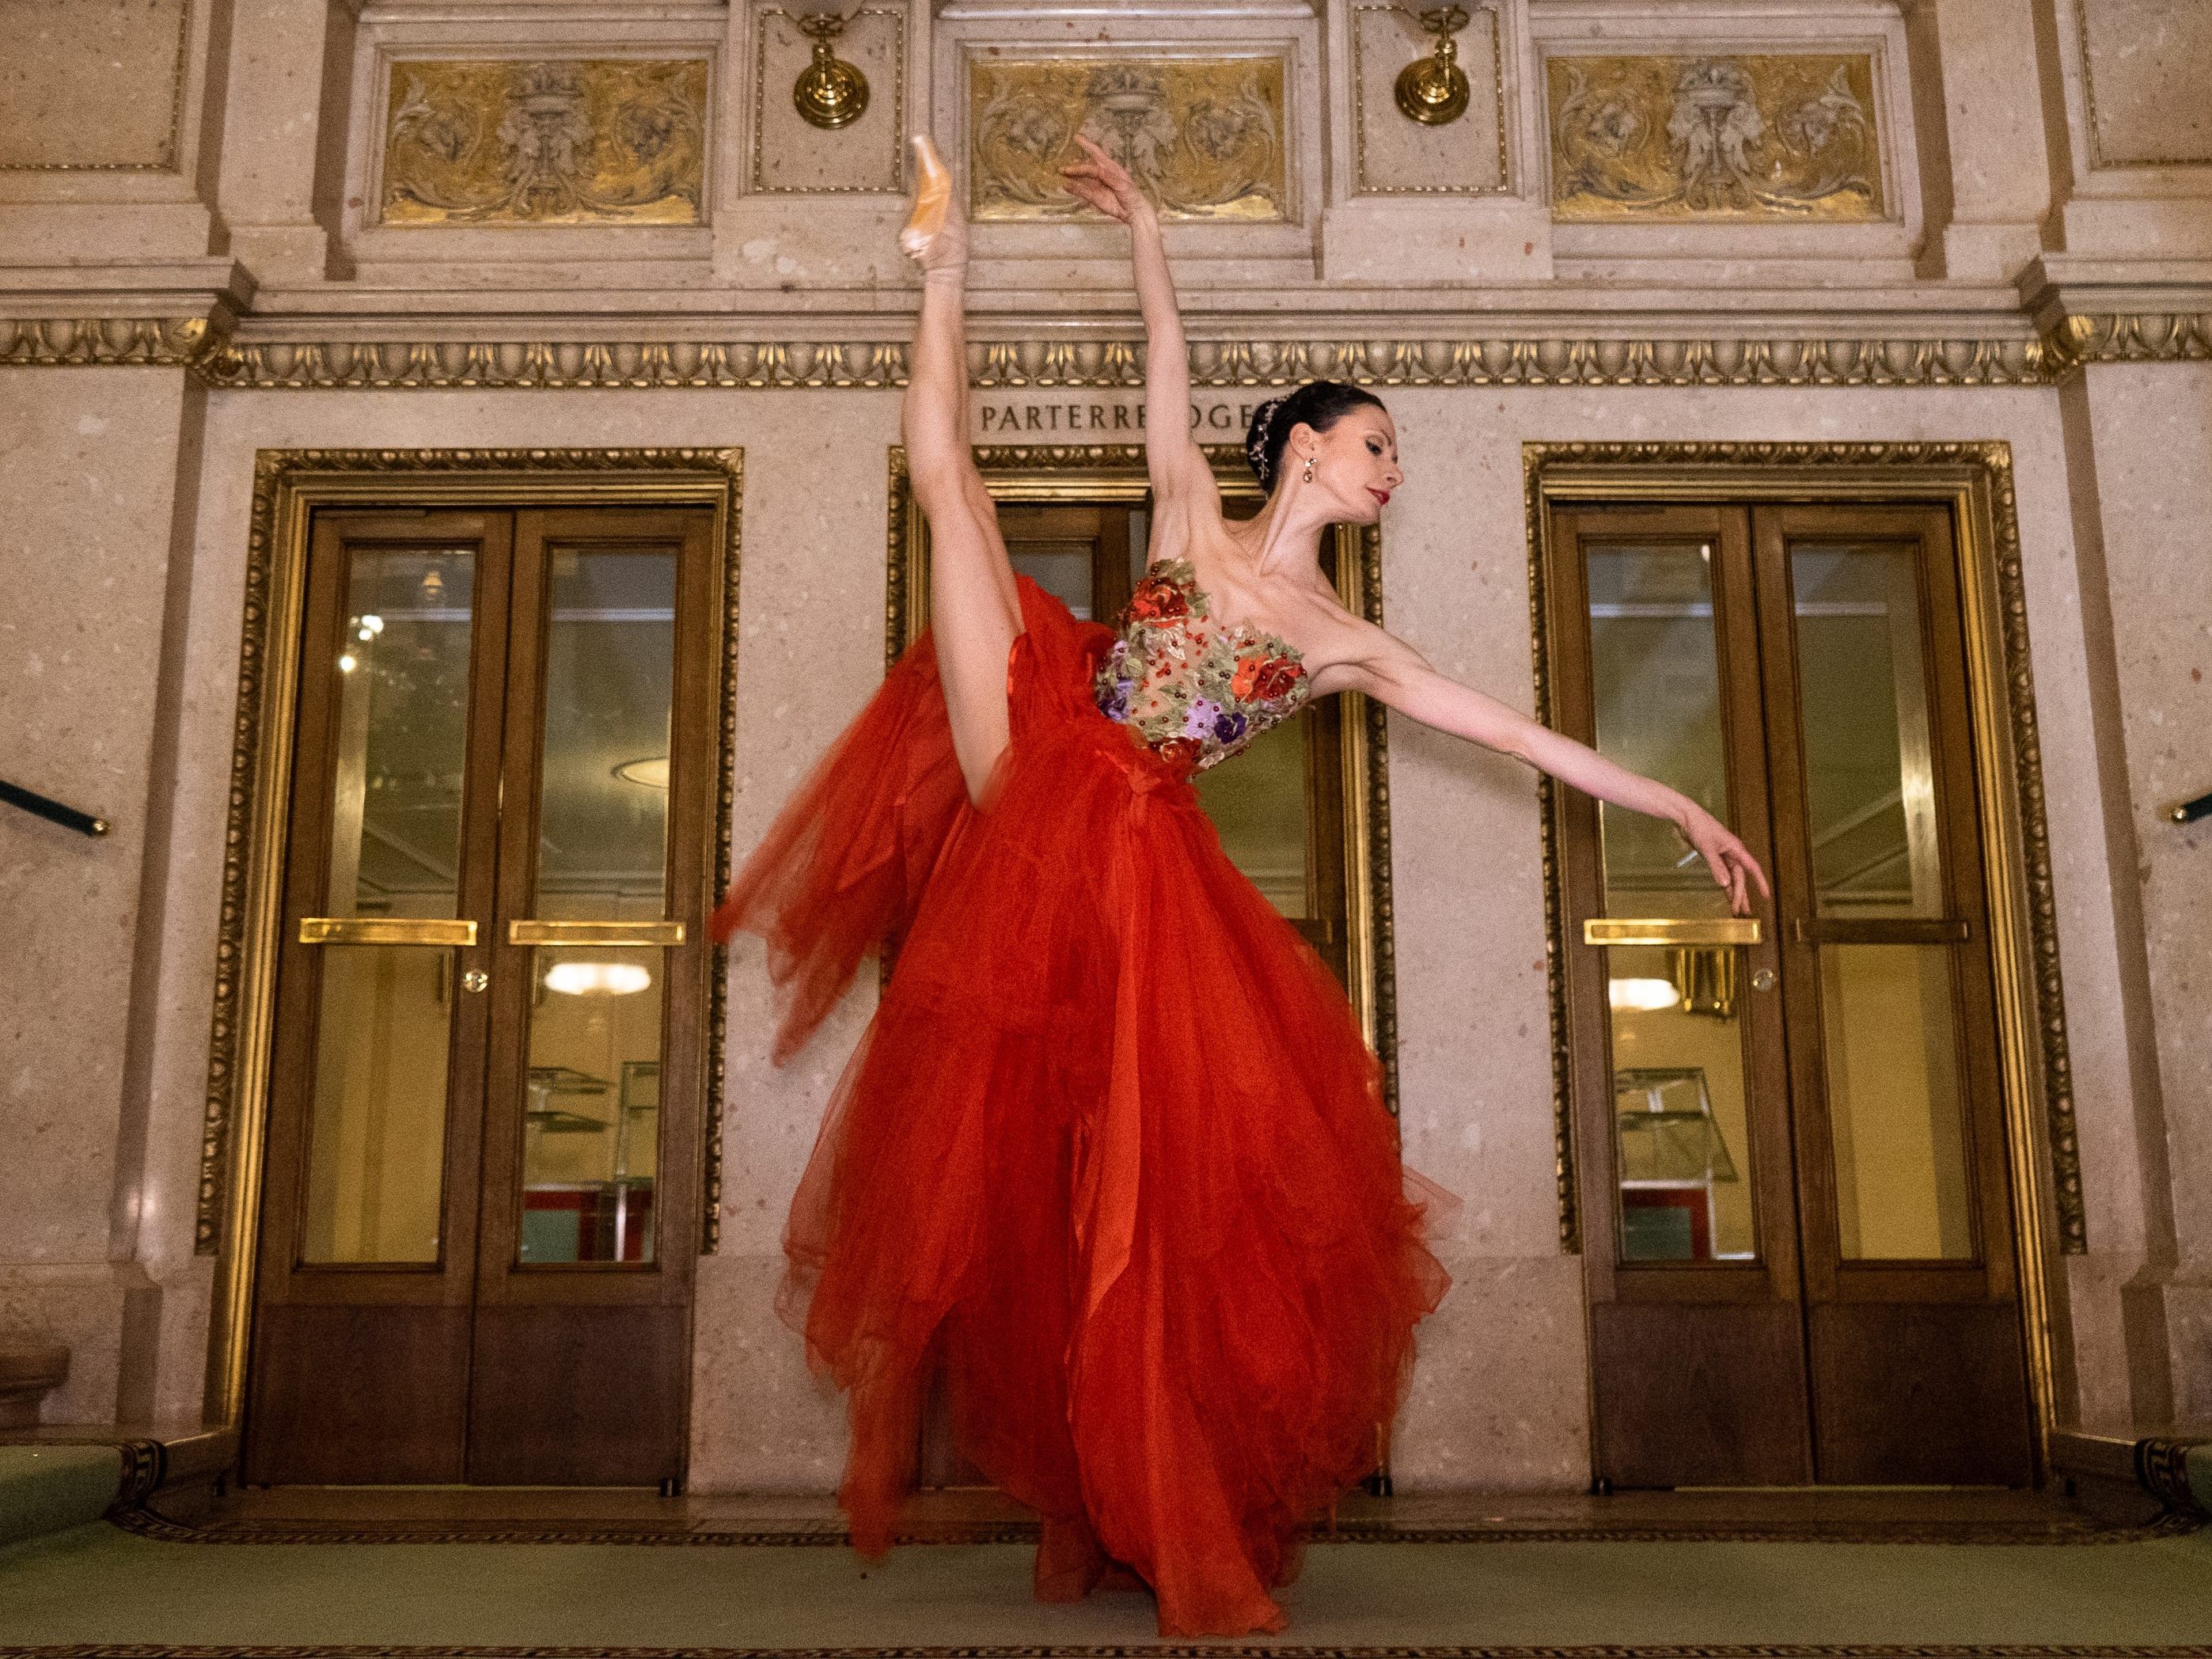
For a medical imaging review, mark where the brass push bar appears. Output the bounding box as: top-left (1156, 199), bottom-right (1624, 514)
top-left (299, 917), bottom-right (478, 946)
top-left (508, 919), bottom-right (686, 947)
top-left (1582, 917), bottom-right (1762, 947)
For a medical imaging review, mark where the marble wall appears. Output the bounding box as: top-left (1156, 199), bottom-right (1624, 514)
top-left (2055, 362), bottom-right (2212, 1426)
top-left (0, 367), bottom-right (204, 1423)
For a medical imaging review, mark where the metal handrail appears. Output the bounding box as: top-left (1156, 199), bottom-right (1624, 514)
top-left (2172, 790), bottom-right (2212, 826)
top-left (0, 779), bottom-right (108, 837)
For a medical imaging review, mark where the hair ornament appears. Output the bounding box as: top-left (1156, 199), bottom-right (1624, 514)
top-left (1246, 397), bottom-right (1285, 486)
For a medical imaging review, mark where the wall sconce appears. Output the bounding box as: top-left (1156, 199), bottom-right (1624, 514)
top-left (791, 0), bottom-right (869, 131)
top-left (1394, 5), bottom-right (1472, 127)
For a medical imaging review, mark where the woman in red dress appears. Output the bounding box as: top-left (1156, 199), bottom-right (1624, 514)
top-left (715, 135), bottom-right (1767, 1637)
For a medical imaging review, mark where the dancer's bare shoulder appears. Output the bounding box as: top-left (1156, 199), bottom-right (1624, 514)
top-left (1140, 509), bottom-right (1409, 695)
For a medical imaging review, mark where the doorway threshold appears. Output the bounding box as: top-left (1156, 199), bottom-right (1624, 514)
top-left (117, 1481), bottom-right (2193, 1547)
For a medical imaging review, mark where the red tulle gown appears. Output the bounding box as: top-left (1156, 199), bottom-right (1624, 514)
top-left (712, 561), bottom-right (1449, 1637)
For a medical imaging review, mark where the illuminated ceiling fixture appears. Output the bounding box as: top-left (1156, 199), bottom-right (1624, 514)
top-left (613, 755), bottom-right (670, 790)
top-left (1608, 977), bottom-right (1682, 1012)
top-left (544, 960), bottom-right (653, 996)
top-left (791, 0), bottom-right (869, 130)
top-left (337, 653), bottom-right (358, 673)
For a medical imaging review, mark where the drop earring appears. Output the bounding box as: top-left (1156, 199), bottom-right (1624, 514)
top-left (1301, 455), bottom-right (1315, 484)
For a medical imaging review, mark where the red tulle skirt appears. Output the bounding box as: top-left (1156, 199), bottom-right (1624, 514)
top-left (713, 577), bottom-right (1449, 1637)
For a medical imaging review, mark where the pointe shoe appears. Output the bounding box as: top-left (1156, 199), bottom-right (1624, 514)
top-left (900, 134), bottom-right (966, 275)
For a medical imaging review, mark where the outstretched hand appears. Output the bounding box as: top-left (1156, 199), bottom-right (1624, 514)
top-left (1062, 134), bottom-right (1152, 224)
top-left (1679, 805), bottom-right (1771, 917)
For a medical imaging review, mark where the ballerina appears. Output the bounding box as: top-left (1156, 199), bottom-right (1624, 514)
top-left (715, 132), bottom-right (1768, 1638)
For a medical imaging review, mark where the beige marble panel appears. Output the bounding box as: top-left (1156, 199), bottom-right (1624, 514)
top-left (0, 1266), bottom-right (127, 1423)
top-left (1351, 5), bottom-right (1507, 196)
top-left (1393, 1254), bottom-right (1590, 1489)
top-left (2078, 0), bottom-right (2212, 166)
top-left (1902, 0), bottom-right (2050, 283)
top-left (214, 0), bottom-right (346, 283)
top-left (0, 0), bottom-right (192, 170)
top-left (0, 370), bottom-right (191, 1287)
top-left (2070, 363), bottom-right (2212, 1420)
top-left (751, 7), bottom-right (906, 196)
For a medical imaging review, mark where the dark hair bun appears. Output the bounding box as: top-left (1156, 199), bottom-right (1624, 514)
top-left (1242, 379), bottom-right (1388, 489)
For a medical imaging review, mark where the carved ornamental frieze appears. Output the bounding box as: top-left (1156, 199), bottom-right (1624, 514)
top-left (1546, 54), bottom-right (1885, 221)
top-left (968, 58), bottom-right (1288, 222)
top-left (378, 59), bottom-right (709, 226)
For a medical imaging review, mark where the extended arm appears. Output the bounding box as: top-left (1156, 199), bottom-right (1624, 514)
top-left (1338, 631), bottom-right (1770, 914)
top-left (1063, 136), bottom-right (1215, 503)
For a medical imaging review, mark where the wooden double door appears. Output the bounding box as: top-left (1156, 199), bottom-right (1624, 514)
top-left (244, 504), bottom-right (719, 1486)
top-left (1546, 500), bottom-right (2035, 1488)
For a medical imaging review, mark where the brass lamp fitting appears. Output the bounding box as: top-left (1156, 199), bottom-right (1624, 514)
top-left (794, 11), bottom-right (869, 131)
top-left (1394, 5), bottom-right (1472, 127)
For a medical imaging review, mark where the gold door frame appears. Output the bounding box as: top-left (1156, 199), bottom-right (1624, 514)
top-left (199, 448), bottom-right (744, 1429)
top-left (886, 443), bottom-right (1400, 1115)
top-left (1523, 439), bottom-right (2074, 1458)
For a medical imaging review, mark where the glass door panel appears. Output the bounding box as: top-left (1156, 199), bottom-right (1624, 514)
top-left (522, 946), bottom-right (665, 1264)
top-left (1819, 944), bottom-right (1974, 1259)
top-left (1789, 542), bottom-right (1945, 918)
top-left (323, 548), bottom-right (476, 919)
top-left (301, 945), bottom-right (453, 1263)
top-left (297, 542), bottom-right (485, 1266)
top-left (1783, 529), bottom-right (1980, 1266)
top-left (513, 542), bottom-right (680, 1266)
top-left (1194, 722), bottom-right (1312, 919)
top-left (533, 547), bottom-right (677, 921)
top-left (1584, 541), bottom-right (1759, 1266)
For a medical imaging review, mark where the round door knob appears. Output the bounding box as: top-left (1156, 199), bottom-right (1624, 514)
top-left (1751, 967), bottom-right (1778, 993)
top-left (461, 969), bottom-right (490, 993)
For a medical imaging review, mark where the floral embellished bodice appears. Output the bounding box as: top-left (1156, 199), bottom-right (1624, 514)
top-left (1093, 560), bottom-right (1310, 775)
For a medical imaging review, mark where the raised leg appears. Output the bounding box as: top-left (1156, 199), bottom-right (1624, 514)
top-left (901, 135), bottom-right (1020, 804)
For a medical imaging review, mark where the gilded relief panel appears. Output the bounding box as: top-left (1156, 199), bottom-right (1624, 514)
top-left (1547, 54), bottom-right (1885, 221)
top-left (380, 59), bottom-right (708, 226)
top-left (969, 57), bottom-right (1287, 222)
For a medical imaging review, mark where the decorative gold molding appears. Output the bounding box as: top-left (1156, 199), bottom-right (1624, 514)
top-left (1352, 3), bottom-right (1511, 196)
top-left (885, 444), bottom-right (1398, 1113)
top-left (969, 57), bottom-right (1288, 223)
top-left (1547, 53), bottom-right (1887, 222)
top-left (1523, 440), bottom-right (2078, 1462)
top-left (198, 447), bottom-right (743, 1425)
top-left (2037, 311), bottom-right (2212, 376)
top-left (186, 333), bottom-right (2065, 389)
top-left (13, 321), bottom-right (2209, 388)
top-left (0, 317), bottom-right (216, 366)
top-left (378, 59), bottom-right (708, 226)
top-left (0, 0), bottom-right (194, 173)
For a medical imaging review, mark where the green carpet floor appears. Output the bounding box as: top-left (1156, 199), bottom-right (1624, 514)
top-left (0, 1451), bottom-right (119, 1551)
top-left (0, 1520), bottom-right (2209, 1653)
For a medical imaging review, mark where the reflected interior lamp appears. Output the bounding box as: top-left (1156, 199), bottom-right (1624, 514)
top-left (1394, 5), bottom-right (1472, 127)
top-left (792, 0), bottom-right (869, 131)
